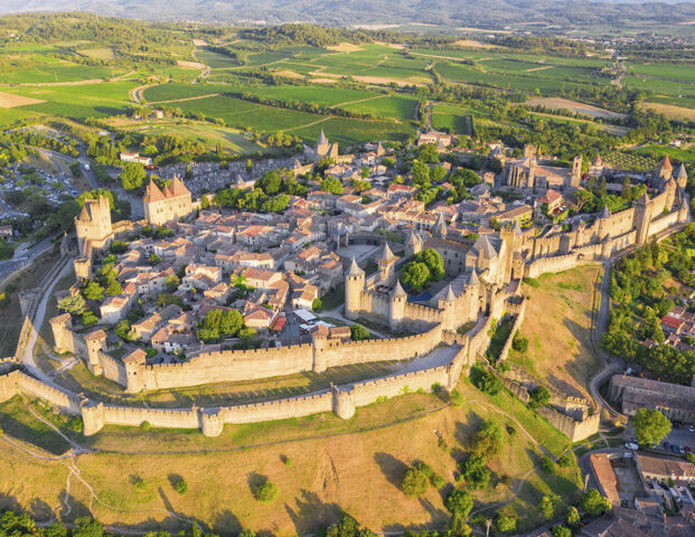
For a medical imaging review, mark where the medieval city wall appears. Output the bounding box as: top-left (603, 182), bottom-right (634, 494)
top-left (349, 365), bottom-right (451, 408)
top-left (133, 342), bottom-right (315, 391)
top-left (320, 324), bottom-right (442, 369)
top-left (648, 210), bottom-right (682, 238)
top-left (537, 406), bottom-right (600, 443)
top-left (220, 391), bottom-right (333, 424)
top-left (98, 352), bottom-right (127, 386)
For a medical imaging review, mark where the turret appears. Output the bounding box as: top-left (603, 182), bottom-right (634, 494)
top-left (377, 242), bottom-right (398, 282)
top-left (389, 280), bottom-right (407, 331)
top-left (633, 192), bottom-right (652, 245)
top-left (433, 213), bottom-right (447, 238)
top-left (345, 257), bottom-right (365, 321)
top-left (405, 231), bottom-right (423, 257)
top-left (675, 163), bottom-right (688, 190)
top-left (571, 155), bottom-right (582, 187)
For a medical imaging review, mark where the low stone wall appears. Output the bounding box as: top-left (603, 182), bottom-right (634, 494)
top-left (497, 298), bottom-right (527, 363)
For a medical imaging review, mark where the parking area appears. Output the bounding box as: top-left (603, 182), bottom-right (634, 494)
top-left (662, 425), bottom-right (695, 454)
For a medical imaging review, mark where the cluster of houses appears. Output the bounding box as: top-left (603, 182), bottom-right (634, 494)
top-left (659, 303), bottom-right (695, 350)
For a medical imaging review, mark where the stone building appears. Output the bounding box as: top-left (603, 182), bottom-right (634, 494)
top-left (73, 196), bottom-right (113, 279)
top-left (502, 149), bottom-right (582, 193)
top-left (143, 177), bottom-right (193, 226)
top-left (303, 130), bottom-right (339, 162)
top-left (609, 374), bottom-right (695, 422)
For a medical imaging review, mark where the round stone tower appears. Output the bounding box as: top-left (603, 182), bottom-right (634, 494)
top-left (331, 384), bottom-right (356, 420)
top-left (389, 280), bottom-right (407, 331)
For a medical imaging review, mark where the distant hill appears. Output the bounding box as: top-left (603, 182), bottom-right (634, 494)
top-left (1, 0), bottom-right (694, 30)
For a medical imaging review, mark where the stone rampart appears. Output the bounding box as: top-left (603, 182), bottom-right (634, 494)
top-left (98, 351), bottom-right (127, 386)
top-left (537, 406), bottom-right (600, 442)
top-left (497, 298), bottom-right (527, 363)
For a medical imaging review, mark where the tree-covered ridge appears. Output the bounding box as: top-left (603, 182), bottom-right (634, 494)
top-left (602, 224), bottom-right (695, 385)
top-left (0, 12), bottom-right (190, 65)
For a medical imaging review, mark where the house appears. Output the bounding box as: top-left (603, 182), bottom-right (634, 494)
top-left (636, 454), bottom-right (695, 485)
top-left (99, 294), bottom-right (134, 325)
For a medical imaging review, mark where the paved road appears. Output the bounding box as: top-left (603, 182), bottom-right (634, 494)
top-left (20, 258), bottom-right (72, 384)
top-left (0, 235), bottom-right (59, 287)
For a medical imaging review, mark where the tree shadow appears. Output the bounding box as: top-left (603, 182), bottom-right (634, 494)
top-left (29, 497), bottom-right (53, 522)
top-left (0, 492), bottom-right (21, 512)
top-left (373, 452), bottom-right (409, 489)
top-left (284, 489), bottom-right (344, 536)
top-left (58, 490), bottom-right (92, 522)
top-left (211, 509), bottom-right (242, 537)
top-left (167, 473), bottom-right (183, 490)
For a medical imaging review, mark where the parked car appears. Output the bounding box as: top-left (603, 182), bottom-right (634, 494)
top-left (625, 442), bottom-right (639, 451)
top-left (685, 446), bottom-right (691, 453)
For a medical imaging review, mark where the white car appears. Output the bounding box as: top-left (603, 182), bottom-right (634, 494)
top-left (625, 442), bottom-right (639, 450)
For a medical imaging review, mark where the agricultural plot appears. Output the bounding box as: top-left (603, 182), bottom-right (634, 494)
top-left (628, 63), bottom-right (695, 84)
top-left (0, 61), bottom-right (127, 84)
top-left (435, 61), bottom-right (587, 95)
top-left (623, 74), bottom-right (695, 106)
top-left (338, 94), bottom-right (419, 121)
top-left (144, 83), bottom-right (236, 102)
top-left (240, 85), bottom-right (382, 107)
top-left (171, 94), bottom-right (320, 131)
top-left (431, 102), bottom-right (475, 134)
top-left (603, 151), bottom-right (657, 172)
top-left (194, 48), bottom-right (242, 69)
top-left (290, 116), bottom-right (415, 146)
top-left (1, 80), bottom-right (137, 122)
top-left (111, 118), bottom-right (264, 155)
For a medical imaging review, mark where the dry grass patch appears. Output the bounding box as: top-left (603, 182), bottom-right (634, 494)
top-left (642, 101), bottom-right (695, 121)
top-left (524, 96), bottom-right (627, 120)
top-left (325, 43), bottom-right (364, 53)
top-left (78, 48), bottom-right (114, 60)
top-left (0, 91), bottom-right (44, 108)
top-left (511, 265), bottom-right (602, 399)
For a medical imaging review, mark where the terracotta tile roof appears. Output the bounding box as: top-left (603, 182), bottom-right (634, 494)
top-left (144, 180), bottom-right (166, 203)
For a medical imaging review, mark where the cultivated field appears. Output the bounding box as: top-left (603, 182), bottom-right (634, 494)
top-left (0, 91), bottom-right (44, 108)
top-left (524, 97), bottom-right (627, 120)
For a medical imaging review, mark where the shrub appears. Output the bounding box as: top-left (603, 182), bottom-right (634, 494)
top-left (431, 474), bottom-right (446, 489)
top-left (175, 478), bottom-right (187, 495)
top-left (401, 467), bottom-right (429, 497)
top-left (416, 462), bottom-right (434, 478)
top-left (281, 454), bottom-right (292, 466)
top-left (557, 454), bottom-right (572, 468)
top-left (529, 386), bottom-right (551, 408)
top-left (69, 416), bottom-right (83, 433)
top-left (540, 456), bottom-right (556, 474)
top-left (449, 389), bottom-right (464, 407)
top-left (140, 421), bottom-right (151, 431)
top-left (512, 331), bottom-right (528, 353)
top-left (253, 479), bottom-right (280, 503)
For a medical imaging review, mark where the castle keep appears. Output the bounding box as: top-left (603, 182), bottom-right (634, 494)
top-left (143, 176), bottom-right (193, 226)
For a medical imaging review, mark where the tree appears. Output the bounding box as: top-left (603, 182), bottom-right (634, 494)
top-left (82, 311), bottom-right (98, 326)
top-left (529, 386), bottom-right (551, 408)
top-left (312, 298), bottom-right (322, 312)
top-left (411, 160), bottom-right (431, 188)
top-left (418, 143), bottom-right (440, 164)
top-left (321, 176), bottom-right (344, 195)
top-left (471, 420), bottom-right (504, 459)
top-left (400, 261), bottom-right (430, 292)
top-left (495, 511), bottom-right (517, 533)
top-left (461, 455), bottom-right (490, 490)
top-left (539, 495), bottom-right (559, 519)
top-left (253, 479), bottom-right (280, 503)
top-left (83, 280), bottom-right (104, 301)
top-left (401, 467), bottom-right (429, 497)
top-left (476, 369), bottom-right (503, 395)
top-left (119, 162), bottom-right (146, 190)
top-left (115, 320), bottom-right (135, 342)
top-left (551, 526), bottom-right (571, 537)
top-left (632, 408), bottom-right (671, 447)
top-left (72, 518), bottom-right (103, 537)
top-left (566, 506), bottom-right (580, 527)
top-left (446, 488), bottom-right (473, 534)
top-left (580, 488), bottom-right (611, 516)
top-left (58, 293), bottom-right (86, 316)
top-left (350, 324), bottom-right (370, 341)
top-left (512, 331), bottom-right (528, 352)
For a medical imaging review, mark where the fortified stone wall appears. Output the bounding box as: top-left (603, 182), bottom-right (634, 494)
top-left (130, 342), bottom-right (314, 392)
top-left (98, 352), bottom-right (127, 386)
top-left (497, 298), bottom-right (527, 363)
top-left (537, 406), bottom-right (600, 443)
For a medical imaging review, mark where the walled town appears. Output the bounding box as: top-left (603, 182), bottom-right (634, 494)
top-left (0, 127), bottom-right (687, 438)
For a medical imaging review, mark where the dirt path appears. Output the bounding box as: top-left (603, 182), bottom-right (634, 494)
top-left (129, 83), bottom-right (156, 105)
top-left (331, 94), bottom-right (388, 108)
top-left (284, 116), bottom-right (332, 132)
top-left (148, 93), bottom-right (220, 105)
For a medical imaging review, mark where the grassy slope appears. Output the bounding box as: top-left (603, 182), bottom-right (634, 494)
top-left (510, 265), bottom-right (602, 400)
